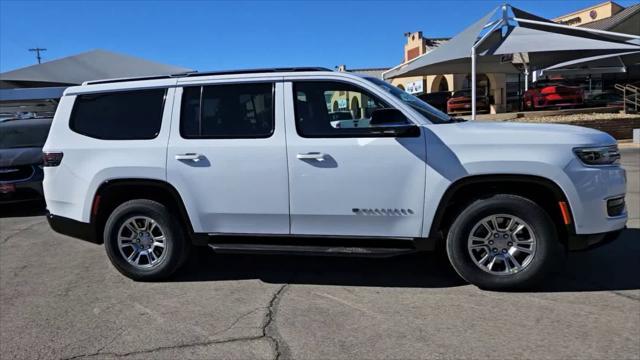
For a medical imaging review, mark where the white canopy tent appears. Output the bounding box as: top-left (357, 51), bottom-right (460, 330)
top-left (383, 4), bottom-right (640, 119)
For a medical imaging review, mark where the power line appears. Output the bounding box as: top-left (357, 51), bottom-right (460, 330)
top-left (28, 48), bottom-right (47, 64)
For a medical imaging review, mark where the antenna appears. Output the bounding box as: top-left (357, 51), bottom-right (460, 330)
top-left (28, 48), bottom-right (47, 64)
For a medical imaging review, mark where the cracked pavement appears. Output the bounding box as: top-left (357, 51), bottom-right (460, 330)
top-left (0, 147), bottom-right (638, 359)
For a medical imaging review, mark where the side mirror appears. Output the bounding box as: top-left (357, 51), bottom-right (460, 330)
top-left (369, 108), bottom-right (419, 137)
top-left (369, 108), bottom-right (408, 126)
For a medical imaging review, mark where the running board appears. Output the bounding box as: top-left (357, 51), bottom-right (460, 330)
top-left (207, 243), bottom-right (416, 258)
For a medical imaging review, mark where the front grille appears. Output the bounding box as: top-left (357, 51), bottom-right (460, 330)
top-left (0, 165), bottom-right (35, 182)
top-left (607, 196), bottom-right (625, 217)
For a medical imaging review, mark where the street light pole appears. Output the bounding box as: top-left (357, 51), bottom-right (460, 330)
top-left (28, 48), bottom-right (47, 64)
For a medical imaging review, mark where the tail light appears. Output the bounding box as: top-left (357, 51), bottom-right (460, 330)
top-left (43, 152), bottom-right (64, 167)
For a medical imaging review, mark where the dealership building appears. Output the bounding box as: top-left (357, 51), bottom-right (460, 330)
top-left (343, 0), bottom-right (640, 114)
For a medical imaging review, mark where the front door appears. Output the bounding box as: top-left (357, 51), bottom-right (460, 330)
top-left (167, 81), bottom-right (289, 234)
top-left (284, 80), bottom-right (426, 238)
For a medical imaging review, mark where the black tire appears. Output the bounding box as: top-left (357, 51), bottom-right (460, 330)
top-left (104, 199), bottom-right (189, 281)
top-left (446, 194), bottom-right (564, 290)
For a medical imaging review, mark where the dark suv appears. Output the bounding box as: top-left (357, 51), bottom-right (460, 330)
top-left (0, 117), bottom-right (52, 204)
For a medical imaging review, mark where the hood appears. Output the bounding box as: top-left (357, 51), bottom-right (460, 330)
top-left (427, 121), bottom-right (615, 147)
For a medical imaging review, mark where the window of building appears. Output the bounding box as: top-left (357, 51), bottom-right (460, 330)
top-left (70, 89), bottom-right (166, 140)
top-left (294, 81), bottom-right (396, 138)
top-left (181, 83), bottom-right (274, 139)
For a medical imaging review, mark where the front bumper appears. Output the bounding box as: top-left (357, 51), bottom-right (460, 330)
top-left (568, 228), bottom-right (625, 251)
top-left (46, 213), bottom-right (100, 244)
top-left (564, 159), bottom-right (627, 235)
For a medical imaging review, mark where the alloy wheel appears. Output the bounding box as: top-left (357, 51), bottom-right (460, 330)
top-left (117, 216), bottom-right (167, 269)
top-left (467, 214), bottom-right (537, 275)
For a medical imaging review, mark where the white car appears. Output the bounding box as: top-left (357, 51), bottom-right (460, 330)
top-left (43, 68), bottom-right (627, 289)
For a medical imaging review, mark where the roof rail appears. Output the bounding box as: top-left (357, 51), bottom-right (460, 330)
top-left (84, 67), bottom-right (332, 85)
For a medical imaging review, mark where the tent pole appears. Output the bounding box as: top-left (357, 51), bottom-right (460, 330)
top-left (469, 17), bottom-right (504, 121)
top-left (471, 46), bottom-right (477, 120)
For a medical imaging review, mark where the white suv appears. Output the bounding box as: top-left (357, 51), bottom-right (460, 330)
top-left (43, 68), bottom-right (627, 289)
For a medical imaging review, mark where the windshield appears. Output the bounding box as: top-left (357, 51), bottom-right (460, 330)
top-left (364, 77), bottom-right (453, 124)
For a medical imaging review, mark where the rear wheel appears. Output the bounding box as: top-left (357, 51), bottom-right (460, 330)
top-left (446, 194), bottom-right (564, 290)
top-left (104, 199), bottom-right (189, 281)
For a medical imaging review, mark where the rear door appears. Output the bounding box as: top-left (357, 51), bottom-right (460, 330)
top-left (167, 79), bottom-right (289, 234)
top-left (283, 78), bottom-right (426, 238)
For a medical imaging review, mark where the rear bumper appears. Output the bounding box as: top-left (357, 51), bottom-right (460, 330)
top-left (46, 212), bottom-right (100, 244)
top-left (0, 166), bottom-right (44, 204)
top-left (568, 228), bottom-right (624, 251)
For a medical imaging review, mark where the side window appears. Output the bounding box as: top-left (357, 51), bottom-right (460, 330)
top-left (181, 83), bottom-right (274, 139)
top-left (70, 89), bottom-right (166, 140)
top-left (293, 81), bottom-right (403, 138)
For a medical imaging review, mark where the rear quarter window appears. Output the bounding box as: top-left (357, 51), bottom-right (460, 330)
top-left (69, 89), bottom-right (166, 140)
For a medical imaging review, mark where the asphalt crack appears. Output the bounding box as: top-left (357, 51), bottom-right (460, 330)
top-left (264, 284), bottom-right (291, 360)
top-left (0, 220), bottom-right (47, 245)
top-left (62, 335), bottom-right (266, 359)
top-left (61, 283), bottom-right (292, 360)
top-left (208, 307), bottom-right (267, 338)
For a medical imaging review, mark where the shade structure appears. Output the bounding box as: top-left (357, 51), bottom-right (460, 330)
top-left (383, 7), bottom-right (521, 78)
top-left (541, 50), bottom-right (640, 75)
top-left (382, 4), bottom-right (640, 119)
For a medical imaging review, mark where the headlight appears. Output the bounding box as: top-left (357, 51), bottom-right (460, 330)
top-left (574, 145), bottom-right (620, 165)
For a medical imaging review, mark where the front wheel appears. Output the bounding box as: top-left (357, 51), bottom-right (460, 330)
top-left (446, 194), bottom-right (564, 290)
top-left (104, 199), bottom-right (189, 281)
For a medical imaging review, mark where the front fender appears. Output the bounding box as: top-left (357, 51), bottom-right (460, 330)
top-left (421, 160), bottom-right (580, 238)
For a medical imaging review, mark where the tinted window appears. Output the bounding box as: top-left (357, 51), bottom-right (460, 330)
top-left (293, 81), bottom-right (394, 138)
top-left (181, 83), bottom-right (274, 138)
top-left (0, 118), bottom-right (52, 149)
top-left (70, 89), bottom-right (166, 140)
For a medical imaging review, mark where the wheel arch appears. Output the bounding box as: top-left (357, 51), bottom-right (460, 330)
top-left (428, 174), bottom-right (575, 245)
top-left (90, 179), bottom-right (206, 245)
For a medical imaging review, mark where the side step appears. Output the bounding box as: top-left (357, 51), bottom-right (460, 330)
top-left (208, 243), bottom-right (416, 257)
top-left (207, 236), bottom-right (419, 258)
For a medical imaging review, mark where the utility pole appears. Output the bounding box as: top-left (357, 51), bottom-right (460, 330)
top-left (28, 48), bottom-right (47, 64)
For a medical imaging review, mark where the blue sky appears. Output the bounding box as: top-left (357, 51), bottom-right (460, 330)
top-left (1, 0), bottom-right (638, 72)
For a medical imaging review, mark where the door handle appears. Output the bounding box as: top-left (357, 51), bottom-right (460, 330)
top-left (296, 152), bottom-right (326, 161)
top-left (175, 153), bottom-right (202, 161)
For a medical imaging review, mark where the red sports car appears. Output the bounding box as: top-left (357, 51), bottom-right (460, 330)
top-left (446, 90), bottom-right (490, 114)
top-left (523, 84), bottom-right (583, 111)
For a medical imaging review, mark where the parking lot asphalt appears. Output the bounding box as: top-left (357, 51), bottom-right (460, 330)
top-left (1, 147), bottom-right (639, 360)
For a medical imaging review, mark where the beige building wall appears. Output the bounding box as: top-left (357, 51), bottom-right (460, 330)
top-left (552, 1), bottom-right (624, 26)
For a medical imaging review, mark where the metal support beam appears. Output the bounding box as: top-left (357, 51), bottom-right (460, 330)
top-left (469, 17), bottom-right (505, 120)
top-left (514, 18), bottom-right (640, 40)
top-left (471, 46), bottom-right (477, 120)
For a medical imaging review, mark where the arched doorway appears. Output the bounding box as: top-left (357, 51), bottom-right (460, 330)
top-left (350, 97), bottom-right (361, 118)
top-left (397, 84), bottom-right (405, 91)
top-left (463, 73), bottom-right (490, 96)
top-left (332, 101), bottom-right (339, 111)
top-left (432, 75), bottom-right (450, 92)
